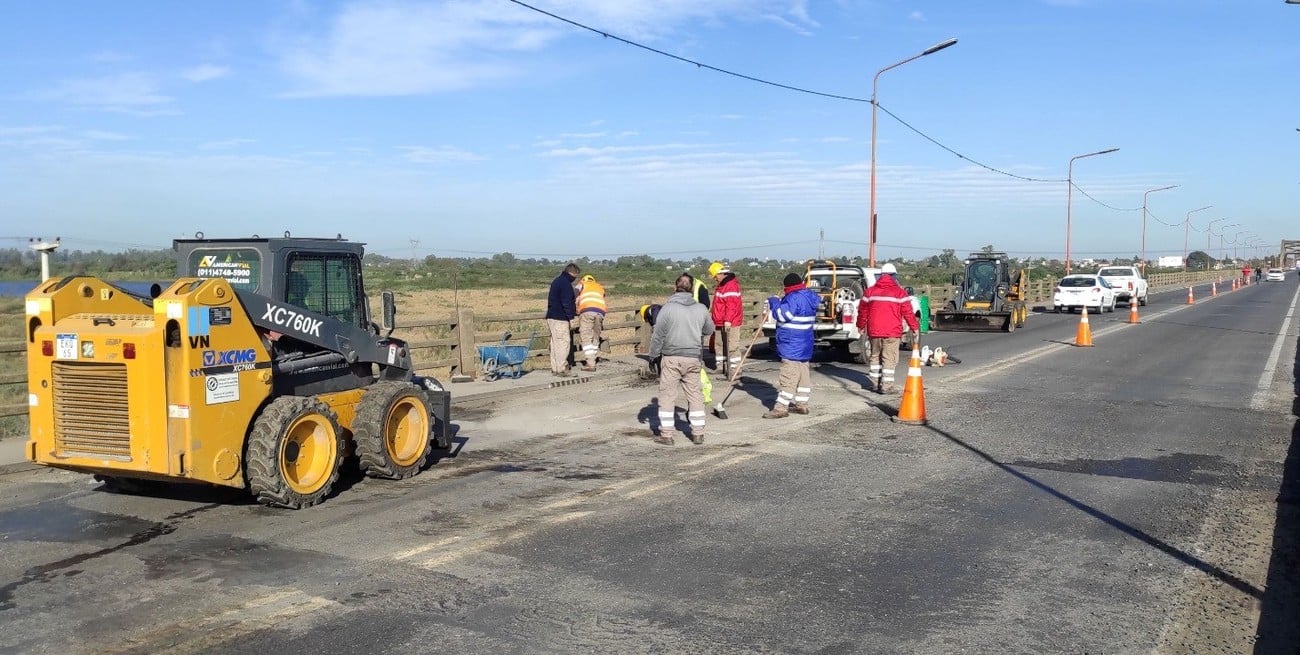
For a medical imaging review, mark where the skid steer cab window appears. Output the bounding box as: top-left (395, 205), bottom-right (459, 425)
top-left (967, 262), bottom-right (997, 300)
top-left (285, 252), bottom-right (363, 327)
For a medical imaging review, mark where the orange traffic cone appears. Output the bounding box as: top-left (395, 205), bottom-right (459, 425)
top-left (1186, 286), bottom-right (1195, 305)
top-left (1232, 278), bottom-right (1238, 291)
top-left (1075, 304), bottom-right (1094, 347)
top-left (892, 346), bottom-right (927, 425)
top-left (1128, 297), bottom-right (1141, 324)
top-left (1211, 281), bottom-right (1218, 297)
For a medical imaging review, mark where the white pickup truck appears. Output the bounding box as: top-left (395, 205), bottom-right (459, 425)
top-left (1096, 266), bottom-right (1149, 306)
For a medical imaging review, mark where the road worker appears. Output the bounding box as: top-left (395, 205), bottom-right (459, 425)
top-left (856, 263), bottom-right (919, 394)
top-left (709, 262), bottom-right (744, 376)
top-left (641, 302), bottom-right (715, 407)
top-left (576, 274), bottom-right (607, 372)
top-left (764, 272), bottom-right (818, 419)
top-left (648, 274), bottom-right (715, 445)
top-left (545, 263), bottom-right (580, 377)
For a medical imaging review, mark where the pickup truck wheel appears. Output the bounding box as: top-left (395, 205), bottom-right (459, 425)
top-left (1139, 294), bottom-right (1148, 307)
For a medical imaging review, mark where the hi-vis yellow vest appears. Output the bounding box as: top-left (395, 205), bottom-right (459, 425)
top-left (578, 281), bottom-right (607, 314)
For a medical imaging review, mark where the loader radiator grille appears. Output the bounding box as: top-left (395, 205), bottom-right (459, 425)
top-left (53, 362), bottom-right (131, 459)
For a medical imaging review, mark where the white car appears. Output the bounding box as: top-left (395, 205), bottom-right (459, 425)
top-left (1266, 268), bottom-right (1286, 282)
top-left (1053, 274), bottom-right (1118, 313)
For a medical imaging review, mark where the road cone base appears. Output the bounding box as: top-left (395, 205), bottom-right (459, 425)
top-left (1075, 342), bottom-right (1094, 347)
top-left (891, 416), bottom-right (928, 425)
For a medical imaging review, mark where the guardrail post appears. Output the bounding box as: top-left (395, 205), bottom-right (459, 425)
top-left (455, 308), bottom-right (477, 379)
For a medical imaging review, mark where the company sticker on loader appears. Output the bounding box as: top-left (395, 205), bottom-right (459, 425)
top-left (205, 373), bottom-right (239, 405)
top-left (55, 334), bottom-right (77, 360)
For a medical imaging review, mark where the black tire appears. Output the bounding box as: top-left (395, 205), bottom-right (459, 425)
top-left (1139, 294), bottom-right (1148, 307)
top-left (354, 381), bottom-right (434, 480)
top-left (1005, 317), bottom-right (1015, 332)
top-left (245, 396), bottom-right (344, 509)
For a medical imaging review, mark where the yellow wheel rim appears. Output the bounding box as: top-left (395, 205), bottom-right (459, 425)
top-left (385, 396), bottom-right (429, 467)
top-left (280, 414), bottom-right (337, 495)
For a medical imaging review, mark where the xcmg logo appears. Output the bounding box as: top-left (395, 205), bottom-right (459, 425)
top-left (202, 349), bottom-right (257, 367)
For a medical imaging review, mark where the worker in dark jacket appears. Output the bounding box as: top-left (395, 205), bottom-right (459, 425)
top-left (764, 272), bottom-right (819, 419)
top-left (546, 263), bottom-right (580, 377)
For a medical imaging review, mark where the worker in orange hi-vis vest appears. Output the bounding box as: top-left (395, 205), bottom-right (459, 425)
top-left (576, 274), bottom-right (607, 372)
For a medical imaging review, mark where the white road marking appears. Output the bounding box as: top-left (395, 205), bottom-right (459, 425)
top-left (947, 295), bottom-right (1212, 384)
top-left (1250, 282), bottom-right (1300, 410)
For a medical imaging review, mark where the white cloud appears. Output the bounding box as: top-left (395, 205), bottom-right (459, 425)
top-left (398, 145), bottom-right (486, 163)
top-left (909, 11), bottom-right (926, 22)
top-left (81, 130), bottom-right (131, 141)
top-left (559, 131), bottom-right (607, 139)
top-left (182, 64), bottom-right (230, 83)
top-left (29, 73), bottom-right (175, 116)
top-left (0, 125), bottom-right (63, 137)
top-left (198, 138), bottom-right (256, 150)
top-left (276, 0), bottom-right (822, 96)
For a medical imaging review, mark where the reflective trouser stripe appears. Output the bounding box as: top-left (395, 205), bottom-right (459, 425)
top-left (777, 391), bottom-right (793, 406)
top-left (794, 386), bottom-right (811, 403)
top-left (688, 410), bottom-right (706, 428)
top-left (882, 368), bottom-right (895, 382)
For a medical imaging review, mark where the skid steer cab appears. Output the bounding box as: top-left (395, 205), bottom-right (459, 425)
top-left (24, 234), bottom-right (452, 509)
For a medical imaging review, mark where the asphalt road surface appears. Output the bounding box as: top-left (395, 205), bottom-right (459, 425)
top-left (1, 277), bottom-right (1297, 654)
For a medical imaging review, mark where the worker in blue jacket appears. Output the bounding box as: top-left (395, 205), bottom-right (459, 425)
top-left (546, 263), bottom-right (580, 377)
top-left (765, 272), bottom-right (819, 418)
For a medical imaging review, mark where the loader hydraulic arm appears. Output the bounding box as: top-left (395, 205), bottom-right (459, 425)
top-left (236, 290), bottom-right (414, 380)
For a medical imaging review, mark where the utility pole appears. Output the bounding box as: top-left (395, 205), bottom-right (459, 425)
top-left (29, 236), bottom-right (61, 282)
top-left (409, 239), bottom-right (420, 267)
top-left (818, 229), bottom-right (824, 259)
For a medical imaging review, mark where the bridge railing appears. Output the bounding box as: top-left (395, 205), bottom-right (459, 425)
top-left (0, 268), bottom-right (1243, 426)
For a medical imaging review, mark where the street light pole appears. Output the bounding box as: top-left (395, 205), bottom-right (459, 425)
top-left (1216, 220), bottom-right (1237, 259)
top-left (868, 37), bottom-right (958, 267)
top-left (1183, 205), bottom-right (1213, 271)
top-left (1140, 185), bottom-right (1178, 270)
top-left (1065, 147), bottom-right (1120, 274)
top-left (1233, 231), bottom-right (1248, 261)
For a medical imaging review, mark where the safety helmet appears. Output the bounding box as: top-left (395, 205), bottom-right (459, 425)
top-left (638, 304), bottom-right (651, 322)
top-left (881, 263), bottom-right (897, 274)
top-left (581, 274), bottom-right (595, 283)
top-left (708, 262), bottom-right (726, 277)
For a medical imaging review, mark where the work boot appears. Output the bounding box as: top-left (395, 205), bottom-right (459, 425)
top-left (762, 405), bottom-right (790, 419)
top-left (553, 370), bottom-right (575, 378)
top-left (690, 433), bottom-right (705, 445)
top-left (879, 384), bottom-right (897, 395)
top-left (653, 435), bottom-right (675, 446)
top-left (790, 403), bottom-right (810, 415)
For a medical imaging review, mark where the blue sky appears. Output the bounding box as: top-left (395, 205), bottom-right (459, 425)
top-left (1, 1), bottom-right (1296, 263)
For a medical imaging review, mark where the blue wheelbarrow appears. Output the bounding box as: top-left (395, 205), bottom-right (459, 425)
top-left (477, 331), bottom-right (536, 380)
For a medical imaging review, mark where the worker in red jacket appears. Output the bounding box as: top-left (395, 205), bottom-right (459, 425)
top-left (856, 264), bottom-right (919, 394)
top-left (709, 262), bottom-right (744, 375)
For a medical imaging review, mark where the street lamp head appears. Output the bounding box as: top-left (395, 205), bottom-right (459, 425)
top-left (1149, 185), bottom-right (1179, 193)
top-left (922, 38), bottom-right (959, 56)
top-left (1097, 147), bottom-right (1120, 155)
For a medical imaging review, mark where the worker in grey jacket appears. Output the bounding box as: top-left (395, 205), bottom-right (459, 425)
top-left (648, 274), bottom-right (716, 446)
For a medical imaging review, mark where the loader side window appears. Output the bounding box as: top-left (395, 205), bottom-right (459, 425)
top-left (286, 253), bottom-right (363, 327)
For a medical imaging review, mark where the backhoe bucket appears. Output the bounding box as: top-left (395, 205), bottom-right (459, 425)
top-left (931, 311), bottom-right (1012, 332)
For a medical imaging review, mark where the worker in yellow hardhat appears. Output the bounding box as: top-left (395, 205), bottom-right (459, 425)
top-left (575, 274), bottom-right (607, 372)
top-left (708, 260), bottom-right (743, 375)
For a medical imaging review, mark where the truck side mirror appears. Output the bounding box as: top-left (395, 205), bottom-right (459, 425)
top-left (381, 291), bottom-right (396, 333)
top-left (903, 286), bottom-right (914, 296)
